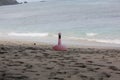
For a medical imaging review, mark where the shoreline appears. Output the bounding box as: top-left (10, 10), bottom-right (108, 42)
top-left (0, 36), bottom-right (120, 49)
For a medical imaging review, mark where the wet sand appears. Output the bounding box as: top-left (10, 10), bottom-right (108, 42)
top-left (0, 41), bottom-right (120, 80)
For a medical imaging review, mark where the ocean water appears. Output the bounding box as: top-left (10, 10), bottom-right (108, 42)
top-left (0, 0), bottom-right (120, 46)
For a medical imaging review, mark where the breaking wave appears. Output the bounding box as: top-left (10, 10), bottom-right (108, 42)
top-left (8, 32), bottom-right (49, 37)
top-left (4, 32), bottom-right (120, 44)
top-left (86, 33), bottom-right (97, 37)
top-left (68, 37), bottom-right (120, 44)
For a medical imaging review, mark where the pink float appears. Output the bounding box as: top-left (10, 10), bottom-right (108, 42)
top-left (53, 33), bottom-right (67, 51)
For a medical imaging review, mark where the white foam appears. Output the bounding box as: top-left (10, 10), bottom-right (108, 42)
top-left (88, 39), bottom-right (120, 44)
top-left (86, 33), bottom-right (97, 37)
top-left (68, 36), bottom-right (120, 44)
top-left (8, 32), bottom-right (49, 37)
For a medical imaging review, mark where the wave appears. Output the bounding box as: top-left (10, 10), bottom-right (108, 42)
top-left (87, 39), bottom-right (120, 44)
top-left (8, 32), bottom-right (49, 37)
top-left (86, 33), bottom-right (97, 37)
top-left (68, 37), bottom-right (120, 44)
top-left (4, 32), bottom-right (120, 44)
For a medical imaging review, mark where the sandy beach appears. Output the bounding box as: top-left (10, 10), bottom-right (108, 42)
top-left (0, 40), bottom-right (120, 80)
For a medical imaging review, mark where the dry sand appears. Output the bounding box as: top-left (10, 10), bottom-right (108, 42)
top-left (0, 40), bottom-right (120, 80)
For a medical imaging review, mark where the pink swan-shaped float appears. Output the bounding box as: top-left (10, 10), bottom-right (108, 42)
top-left (53, 33), bottom-right (67, 51)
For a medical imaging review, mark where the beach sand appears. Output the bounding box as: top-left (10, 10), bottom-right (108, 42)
top-left (0, 40), bottom-right (120, 80)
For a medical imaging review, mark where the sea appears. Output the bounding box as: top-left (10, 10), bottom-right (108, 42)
top-left (0, 0), bottom-right (120, 47)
